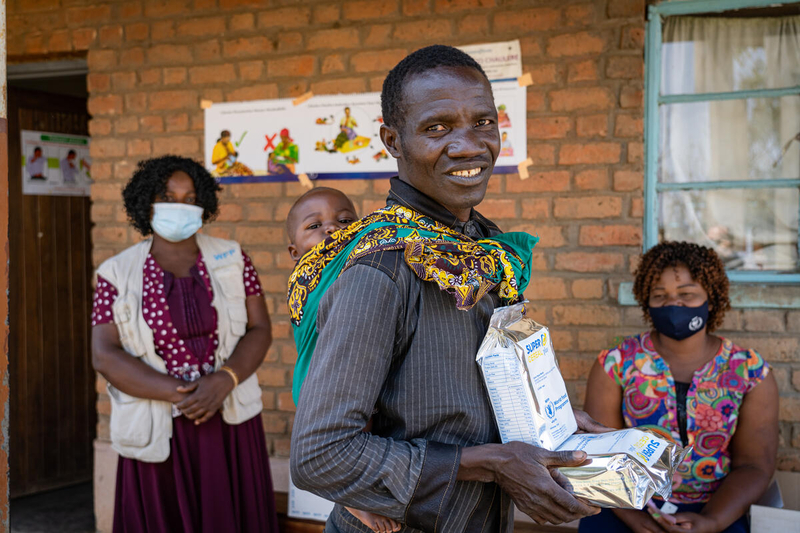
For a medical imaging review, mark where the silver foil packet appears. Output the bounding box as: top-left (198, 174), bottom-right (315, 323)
top-left (476, 301), bottom-right (577, 451)
top-left (556, 429), bottom-right (692, 509)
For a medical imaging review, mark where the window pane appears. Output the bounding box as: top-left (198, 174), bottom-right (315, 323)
top-left (659, 96), bottom-right (800, 182)
top-left (661, 16), bottom-right (800, 95)
top-left (659, 188), bottom-right (799, 272)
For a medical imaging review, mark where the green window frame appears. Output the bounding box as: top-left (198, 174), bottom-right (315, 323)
top-left (644, 0), bottom-right (800, 283)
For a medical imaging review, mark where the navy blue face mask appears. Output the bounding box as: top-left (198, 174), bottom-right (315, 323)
top-left (649, 301), bottom-right (709, 341)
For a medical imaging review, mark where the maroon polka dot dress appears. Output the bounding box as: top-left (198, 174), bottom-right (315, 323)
top-left (93, 252), bottom-right (278, 533)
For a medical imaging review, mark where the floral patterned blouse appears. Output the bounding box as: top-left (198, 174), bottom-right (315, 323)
top-left (92, 252), bottom-right (263, 382)
top-left (599, 332), bottom-right (769, 503)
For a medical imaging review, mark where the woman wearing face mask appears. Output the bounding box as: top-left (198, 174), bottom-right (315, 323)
top-left (580, 241), bottom-right (777, 533)
top-left (91, 156), bottom-right (279, 532)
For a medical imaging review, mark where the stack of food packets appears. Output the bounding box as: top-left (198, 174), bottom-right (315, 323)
top-left (555, 429), bottom-right (691, 509)
top-left (476, 301), bottom-right (577, 450)
top-left (476, 301), bottom-right (690, 510)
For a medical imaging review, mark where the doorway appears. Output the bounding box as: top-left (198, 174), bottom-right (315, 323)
top-left (7, 60), bottom-right (96, 498)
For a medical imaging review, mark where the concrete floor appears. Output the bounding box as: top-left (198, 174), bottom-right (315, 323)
top-left (10, 482), bottom-right (96, 533)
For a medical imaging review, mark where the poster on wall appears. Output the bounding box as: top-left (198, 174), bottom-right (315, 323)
top-left (20, 130), bottom-right (92, 197)
top-left (204, 80), bottom-right (526, 184)
top-left (459, 39), bottom-right (522, 81)
top-left (287, 475), bottom-right (334, 522)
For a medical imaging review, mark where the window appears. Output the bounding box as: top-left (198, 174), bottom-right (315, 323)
top-left (644, 0), bottom-right (800, 282)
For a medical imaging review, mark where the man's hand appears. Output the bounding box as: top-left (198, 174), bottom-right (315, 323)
top-left (614, 508), bottom-right (667, 533)
top-left (175, 372), bottom-right (235, 424)
top-left (573, 409), bottom-right (612, 434)
top-left (490, 442), bottom-right (600, 525)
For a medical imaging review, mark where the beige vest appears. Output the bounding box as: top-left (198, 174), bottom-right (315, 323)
top-left (96, 233), bottom-right (263, 463)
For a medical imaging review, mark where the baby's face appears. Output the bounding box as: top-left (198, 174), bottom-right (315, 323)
top-left (289, 191), bottom-right (358, 261)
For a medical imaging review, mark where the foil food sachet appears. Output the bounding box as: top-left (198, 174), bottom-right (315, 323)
top-left (476, 301), bottom-right (577, 450)
top-left (555, 429), bottom-right (692, 509)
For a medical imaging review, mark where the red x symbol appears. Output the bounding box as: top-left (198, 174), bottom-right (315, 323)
top-left (264, 133), bottom-right (277, 151)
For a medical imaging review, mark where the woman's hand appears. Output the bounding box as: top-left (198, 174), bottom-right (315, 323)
top-left (648, 508), bottom-right (719, 533)
top-left (175, 372), bottom-right (236, 425)
top-left (613, 508), bottom-right (667, 533)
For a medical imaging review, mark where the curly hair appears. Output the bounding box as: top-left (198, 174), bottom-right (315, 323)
top-left (381, 44), bottom-right (489, 129)
top-left (633, 241), bottom-right (731, 332)
top-left (122, 155), bottom-right (221, 236)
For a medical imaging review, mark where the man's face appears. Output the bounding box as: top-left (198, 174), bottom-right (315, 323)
top-left (381, 67), bottom-right (500, 221)
top-left (34, 149), bottom-right (42, 158)
top-left (67, 153), bottom-right (76, 161)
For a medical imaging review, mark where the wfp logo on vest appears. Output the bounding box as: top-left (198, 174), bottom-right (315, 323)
top-left (544, 398), bottom-right (555, 419)
top-left (689, 316), bottom-right (704, 331)
top-left (633, 435), bottom-right (661, 463)
top-left (213, 248), bottom-right (236, 261)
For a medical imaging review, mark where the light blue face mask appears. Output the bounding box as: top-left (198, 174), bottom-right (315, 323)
top-left (151, 203), bottom-right (204, 242)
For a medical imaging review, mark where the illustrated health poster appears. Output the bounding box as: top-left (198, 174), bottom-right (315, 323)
top-left (21, 130), bottom-right (92, 197)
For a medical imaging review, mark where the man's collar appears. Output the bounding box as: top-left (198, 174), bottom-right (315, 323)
top-left (386, 177), bottom-right (501, 238)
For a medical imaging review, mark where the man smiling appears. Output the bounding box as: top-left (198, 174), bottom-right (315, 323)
top-left (290, 45), bottom-right (603, 533)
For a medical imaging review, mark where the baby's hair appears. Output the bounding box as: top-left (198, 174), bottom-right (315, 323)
top-left (285, 187), bottom-right (356, 242)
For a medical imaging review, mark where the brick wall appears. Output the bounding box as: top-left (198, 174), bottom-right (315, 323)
top-left (7, 0), bottom-right (800, 471)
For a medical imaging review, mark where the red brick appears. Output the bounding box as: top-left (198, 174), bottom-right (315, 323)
top-left (630, 196), bottom-right (643, 217)
top-left (230, 13), bottom-right (255, 32)
top-left (528, 144), bottom-right (556, 166)
top-left (310, 78), bottom-right (366, 95)
top-left (225, 84), bottom-right (279, 102)
top-left (564, 4), bottom-right (595, 26)
top-left (620, 86), bottom-right (643, 109)
top-left (364, 24), bottom-right (394, 47)
top-left (780, 397), bottom-right (800, 422)
top-left (220, 0), bottom-right (264, 8)
top-left (189, 64), bottom-right (235, 85)
top-left (308, 28), bottom-right (361, 50)
top-left (567, 60), bottom-right (598, 83)
top-left (223, 36), bottom-right (274, 58)
top-left (510, 224), bottom-right (565, 248)
top-left (239, 61), bottom-right (263, 81)
top-left (551, 87), bottom-right (613, 111)
top-left (151, 135), bottom-right (200, 157)
top-left (792, 370), bottom-right (800, 392)
top-left (149, 90), bottom-right (197, 111)
top-left (527, 276), bottom-right (568, 300)
top-left (519, 37), bottom-right (543, 58)
top-left (258, 7), bottom-right (312, 28)
top-left (527, 63), bottom-right (558, 86)
top-left (788, 311), bottom-right (800, 332)
top-left (112, 72), bottom-right (137, 91)
top-left (506, 171), bottom-right (570, 193)
top-left (73, 28), bottom-right (97, 50)
top-left (475, 199), bottom-right (515, 219)
top-left (194, 41), bottom-right (221, 62)
top-left (628, 142), bottom-right (643, 163)
top-left (88, 95), bottom-right (123, 116)
top-left (163, 67), bottom-right (187, 85)
top-left (343, 0), bottom-right (398, 19)
top-left (559, 143), bottom-right (620, 165)
top-left (115, 116), bottom-right (139, 134)
top-left (140, 116), bottom-right (164, 133)
top-left (88, 50), bottom-right (117, 71)
top-left (256, 365), bottom-right (286, 387)
top-left (615, 114), bottom-right (643, 137)
top-left (607, 56), bottom-right (643, 79)
top-left (579, 224), bottom-right (641, 246)
top-left (99, 25), bottom-right (123, 47)
top-left (278, 32), bottom-right (304, 52)
top-left (621, 25), bottom-right (645, 49)
top-left (91, 139), bottom-right (126, 159)
top-left (555, 252), bottom-right (624, 273)
top-left (125, 93), bottom-right (148, 113)
top-left (553, 305), bottom-right (620, 326)
top-left (267, 56), bottom-right (315, 78)
top-left (235, 226), bottom-right (285, 246)
top-left (67, 5), bottom-right (112, 25)
top-left (261, 412), bottom-right (287, 433)
top-left (494, 7), bottom-right (560, 33)
top-left (520, 198), bottom-right (550, 220)
top-left (120, 48), bottom-right (145, 66)
top-left (151, 20), bottom-right (175, 41)
top-left (743, 310), bottom-right (786, 332)
top-left (143, 0), bottom-right (190, 17)
top-left (22, 33), bottom-right (44, 55)
top-left (613, 170), bottom-right (642, 191)
top-left (147, 44), bottom-right (192, 65)
top-left (314, 4), bottom-right (340, 22)
top-left (527, 90), bottom-right (546, 112)
top-left (576, 114), bottom-right (608, 137)
top-left (395, 20), bottom-right (451, 42)
top-left (165, 114), bottom-right (189, 132)
top-left (121, 2), bottom-right (143, 19)
top-left (127, 139), bottom-right (151, 157)
top-left (89, 119), bottom-right (112, 137)
top-left (572, 279), bottom-right (604, 299)
top-left (528, 117), bottom-right (572, 140)
top-left (48, 30), bottom-right (72, 52)
top-left (607, 0), bottom-right (644, 18)
top-left (403, 0), bottom-right (429, 16)
top-left (554, 196), bottom-right (622, 219)
top-left (575, 169), bottom-right (609, 190)
top-left (458, 14), bottom-right (489, 36)
top-left (87, 73), bottom-right (111, 93)
top-left (126, 23), bottom-right (149, 42)
top-left (435, 0), bottom-right (494, 12)
top-left (547, 32), bottom-right (606, 57)
top-left (177, 17), bottom-right (226, 37)
top-left (322, 55), bottom-right (345, 75)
